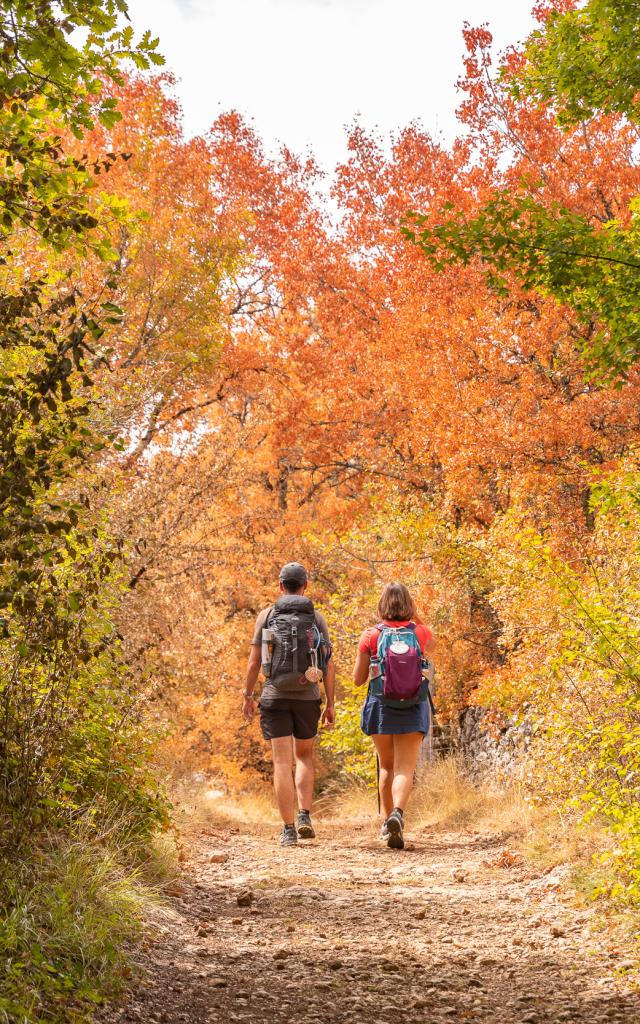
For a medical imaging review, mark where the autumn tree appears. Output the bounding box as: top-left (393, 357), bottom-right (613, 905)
top-left (400, 1), bottom-right (640, 897)
top-left (406, 3), bottom-right (640, 379)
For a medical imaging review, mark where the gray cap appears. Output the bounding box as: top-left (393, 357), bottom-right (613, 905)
top-left (278, 562), bottom-right (308, 584)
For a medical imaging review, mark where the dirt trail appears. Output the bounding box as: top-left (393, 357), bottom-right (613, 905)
top-left (100, 814), bottom-right (639, 1024)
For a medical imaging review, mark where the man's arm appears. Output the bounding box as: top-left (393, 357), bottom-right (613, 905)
top-left (243, 609), bottom-right (269, 720)
top-left (242, 645), bottom-right (261, 721)
top-left (321, 657), bottom-right (335, 727)
top-left (316, 612), bottom-right (336, 727)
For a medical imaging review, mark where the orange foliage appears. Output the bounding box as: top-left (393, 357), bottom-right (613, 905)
top-left (76, 28), bottom-right (640, 780)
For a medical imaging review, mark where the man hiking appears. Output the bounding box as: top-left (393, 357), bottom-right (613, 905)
top-left (242, 562), bottom-right (335, 846)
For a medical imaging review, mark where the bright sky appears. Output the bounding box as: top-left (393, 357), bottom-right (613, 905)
top-left (127, 0), bottom-right (537, 169)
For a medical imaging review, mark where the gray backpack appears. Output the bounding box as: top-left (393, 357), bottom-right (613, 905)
top-left (264, 595), bottom-right (322, 686)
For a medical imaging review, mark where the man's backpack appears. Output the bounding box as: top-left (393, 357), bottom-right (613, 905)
top-left (369, 623), bottom-right (430, 709)
top-left (265, 595), bottom-right (326, 687)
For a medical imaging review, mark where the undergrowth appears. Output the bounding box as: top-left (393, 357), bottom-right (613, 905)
top-left (0, 821), bottom-right (177, 1024)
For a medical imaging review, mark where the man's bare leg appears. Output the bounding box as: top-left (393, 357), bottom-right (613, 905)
top-left (293, 737), bottom-right (315, 811)
top-left (271, 736), bottom-right (296, 823)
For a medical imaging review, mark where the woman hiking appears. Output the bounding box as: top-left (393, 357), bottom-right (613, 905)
top-left (353, 582), bottom-right (435, 850)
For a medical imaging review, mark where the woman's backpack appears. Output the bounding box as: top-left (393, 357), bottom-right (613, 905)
top-left (369, 623), bottom-right (429, 708)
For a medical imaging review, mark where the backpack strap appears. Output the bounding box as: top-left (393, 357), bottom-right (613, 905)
top-left (313, 614), bottom-right (333, 669)
top-left (376, 621), bottom-right (417, 633)
top-left (292, 621), bottom-right (297, 674)
top-left (264, 605), bottom-right (282, 676)
top-left (372, 622), bottom-right (417, 659)
top-left (311, 613), bottom-right (322, 651)
top-left (370, 624), bottom-right (385, 665)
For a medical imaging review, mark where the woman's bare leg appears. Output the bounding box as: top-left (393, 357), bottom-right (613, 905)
top-left (391, 732), bottom-right (424, 811)
top-left (371, 734), bottom-right (395, 817)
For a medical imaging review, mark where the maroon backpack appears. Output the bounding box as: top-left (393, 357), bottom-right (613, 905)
top-left (370, 623), bottom-right (426, 708)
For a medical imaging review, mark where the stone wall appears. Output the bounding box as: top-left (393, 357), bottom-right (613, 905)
top-left (427, 706), bottom-right (532, 780)
top-left (458, 706), bottom-right (532, 779)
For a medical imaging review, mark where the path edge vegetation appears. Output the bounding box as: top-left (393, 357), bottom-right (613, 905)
top-left (0, 4), bottom-right (172, 1022)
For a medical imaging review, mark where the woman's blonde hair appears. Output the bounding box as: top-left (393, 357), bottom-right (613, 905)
top-left (377, 582), bottom-right (416, 622)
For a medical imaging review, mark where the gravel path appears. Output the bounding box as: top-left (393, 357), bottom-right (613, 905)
top-left (99, 815), bottom-right (639, 1024)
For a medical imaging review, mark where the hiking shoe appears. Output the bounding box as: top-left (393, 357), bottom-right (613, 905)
top-left (379, 821), bottom-right (390, 842)
top-left (385, 809), bottom-right (404, 850)
top-left (280, 824), bottom-right (298, 847)
top-left (297, 810), bottom-right (315, 840)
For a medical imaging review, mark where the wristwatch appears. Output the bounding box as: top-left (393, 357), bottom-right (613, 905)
top-left (243, 691), bottom-right (255, 700)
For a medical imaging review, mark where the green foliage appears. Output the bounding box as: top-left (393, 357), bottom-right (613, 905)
top-left (320, 673), bottom-right (375, 783)
top-left (0, 832), bottom-right (156, 1023)
top-left (516, 0), bottom-right (640, 125)
top-left (0, 516), bottom-right (167, 833)
top-left (485, 463), bottom-right (640, 903)
top-left (0, 4), bottom-right (169, 1019)
top-left (0, 0), bottom-right (164, 822)
top-left (543, 473), bottom-right (640, 902)
top-left (0, 1), bottom-right (164, 135)
top-left (0, 2), bottom-right (162, 272)
top-left (0, 2), bottom-right (141, 666)
top-left (404, 193), bottom-right (640, 380)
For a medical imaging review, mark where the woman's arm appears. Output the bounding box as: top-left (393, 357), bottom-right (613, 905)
top-left (423, 634), bottom-right (436, 655)
top-left (353, 648), bottom-right (370, 687)
top-left (417, 621), bottom-right (436, 656)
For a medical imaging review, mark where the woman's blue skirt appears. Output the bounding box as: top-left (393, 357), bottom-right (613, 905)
top-left (360, 693), bottom-right (429, 736)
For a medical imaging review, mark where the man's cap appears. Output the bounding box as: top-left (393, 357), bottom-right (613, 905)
top-left (278, 562), bottom-right (308, 584)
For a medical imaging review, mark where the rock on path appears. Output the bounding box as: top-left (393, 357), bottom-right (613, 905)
top-left (97, 817), bottom-right (639, 1024)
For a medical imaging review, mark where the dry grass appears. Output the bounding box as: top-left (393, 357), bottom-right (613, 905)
top-left (410, 757), bottom-right (534, 832)
top-left (326, 756), bottom-right (533, 833)
top-left (407, 759), bottom-right (627, 911)
top-left (171, 777), bottom-right (279, 832)
top-left (314, 778), bottom-right (374, 820)
top-left (0, 823), bottom-right (174, 1024)
top-left (172, 758), bottom-right (537, 834)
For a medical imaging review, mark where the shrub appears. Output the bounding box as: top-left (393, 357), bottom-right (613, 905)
top-left (0, 829), bottom-right (159, 1024)
top-left (485, 458), bottom-right (640, 903)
